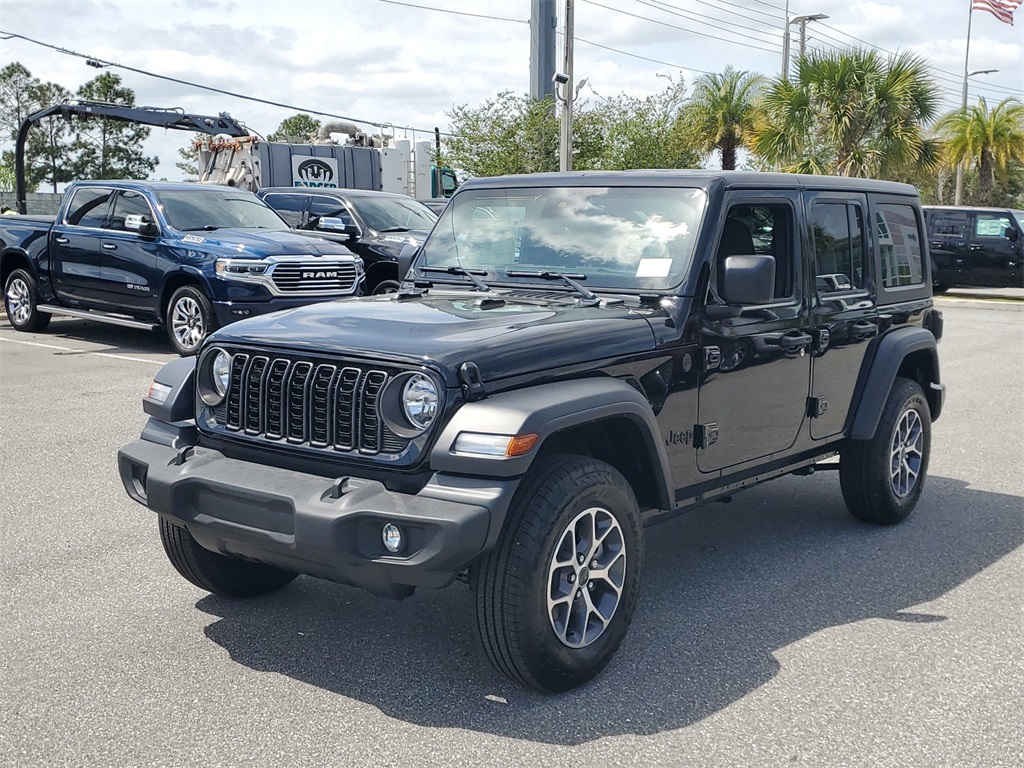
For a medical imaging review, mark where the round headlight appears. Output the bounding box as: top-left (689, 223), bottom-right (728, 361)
top-left (213, 350), bottom-right (231, 397)
top-left (402, 373), bottom-right (438, 430)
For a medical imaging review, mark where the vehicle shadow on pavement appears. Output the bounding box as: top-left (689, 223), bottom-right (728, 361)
top-left (1, 316), bottom-right (172, 355)
top-left (196, 474), bottom-right (1022, 745)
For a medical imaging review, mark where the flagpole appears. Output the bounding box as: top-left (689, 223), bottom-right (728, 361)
top-left (955, 2), bottom-right (974, 205)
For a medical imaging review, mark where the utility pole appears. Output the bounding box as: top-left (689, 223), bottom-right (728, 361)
top-left (558, 0), bottom-right (574, 172)
top-left (955, 5), bottom-right (974, 206)
top-left (529, 0), bottom-right (557, 101)
top-left (781, 0), bottom-right (791, 79)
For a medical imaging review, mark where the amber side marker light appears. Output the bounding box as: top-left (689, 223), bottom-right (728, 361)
top-left (506, 434), bottom-right (539, 456)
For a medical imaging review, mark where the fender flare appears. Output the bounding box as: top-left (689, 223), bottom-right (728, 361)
top-left (431, 376), bottom-right (674, 509)
top-left (849, 326), bottom-right (941, 440)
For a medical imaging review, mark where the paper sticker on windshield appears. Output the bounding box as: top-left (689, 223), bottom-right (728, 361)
top-left (636, 259), bottom-right (672, 277)
top-left (183, 234), bottom-right (205, 244)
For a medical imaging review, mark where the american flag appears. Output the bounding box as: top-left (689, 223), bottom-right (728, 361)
top-left (971, 0), bottom-right (1023, 24)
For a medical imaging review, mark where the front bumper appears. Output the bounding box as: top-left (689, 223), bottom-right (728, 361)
top-left (212, 294), bottom-right (356, 327)
top-left (118, 436), bottom-right (518, 598)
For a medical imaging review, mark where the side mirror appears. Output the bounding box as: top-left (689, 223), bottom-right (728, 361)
top-left (720, 254), bottom-right (776, 306)
top-left (125, 214), bottom-right (159, 237)
top-left (317, 216), bottom-right (359, 237)
top-left (1005, 226), bottom-right (1019, 242)
top-left (398, 242), bottom-right (419, 282)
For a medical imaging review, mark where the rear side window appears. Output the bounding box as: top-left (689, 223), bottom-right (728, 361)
top-left (65, 188), bottom-right (113, 227)
top-left (876, 203), bottom-right (923, 288)
top-left (262, 194), bottom-right (306, 228)
top-left (975, 212), bottom-right (1012, 238)
top-left (928, 209), bottom-right (969, 238)
top-left (811, 202), bottom-right (866, 294)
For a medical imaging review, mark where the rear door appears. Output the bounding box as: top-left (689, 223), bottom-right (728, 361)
top-left (100, 190), bottom-right (160, 313)
top-left (805, 192), bottom-right (876, 440)
top-left (925, 208), bottom-right (969, 288)
top-left (966, 210), bottom-right (1023, 288)
top-left (50, 186), bottom-right (114, 305)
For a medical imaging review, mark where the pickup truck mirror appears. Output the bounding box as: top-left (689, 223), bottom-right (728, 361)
top-left (125, 214), bottom-right (159, 238)
top-left (720, 254), bottom-right (776, 306)
top-left (316, 216), bottom-right (359, 237)
top-left (1005, 226), bottom-right (1019, 242)
top-left (398, 243), bottom-right (419, 282)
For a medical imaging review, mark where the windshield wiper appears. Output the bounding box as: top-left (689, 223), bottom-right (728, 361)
top-left (421, 266), bottom-right (490, 292)
top-left (379, 226), bottom-right (411, 233)
top-left (181, 225), bottom-right (221, 231)
top-left (505, 270), bottom-right (599, 304)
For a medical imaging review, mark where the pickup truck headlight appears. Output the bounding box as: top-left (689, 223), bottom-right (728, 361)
top-left (198, 348), bottom-right (231, 406)
top-left (403, 374), bottom-right (438, 430)
top-left (215, 258), bottom-right (270, 276)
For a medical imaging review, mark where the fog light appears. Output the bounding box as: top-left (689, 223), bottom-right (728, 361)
top-left (382, 523), bottom-right (403, 553)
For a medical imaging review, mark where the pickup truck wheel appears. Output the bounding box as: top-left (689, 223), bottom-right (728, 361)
top-left (158, 517), bottom-right (297, 597)
top-left (372, 280), bottom-right (401, 295)
top-left (166, 285), bottom-right (217, 356)
top-left (472, 455), bottom-right (642, 692)
top-left (4, 269), bottom-right (51, 332)
top-left (840, 377), bottom-right (931, 525)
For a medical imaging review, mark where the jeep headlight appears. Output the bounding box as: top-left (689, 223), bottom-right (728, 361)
top-left (402, 373), bottom-right (438, 430)
top-left (198, 348), bottom-right (231, 406)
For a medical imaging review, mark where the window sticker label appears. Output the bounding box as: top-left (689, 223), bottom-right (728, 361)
top-left (636, 258), bottom-right (672, 277)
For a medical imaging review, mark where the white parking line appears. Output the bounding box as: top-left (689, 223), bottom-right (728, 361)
top-left (0, 336), bottom-right (162, 365)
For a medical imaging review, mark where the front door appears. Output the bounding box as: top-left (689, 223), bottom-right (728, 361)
top-left (697, 193), bottom-right (812, 473)
top-left (966, 210), bottom-right (1023, 288)
top-left (100, 190), bottom-right (160, 313)
top-left (805, 192), bottom-right (877, 439)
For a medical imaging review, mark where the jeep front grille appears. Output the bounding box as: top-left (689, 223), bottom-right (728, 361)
top-left (216, 352), bottom-right (408, 455)
top-left (270, 260), bottom-right (359, 294)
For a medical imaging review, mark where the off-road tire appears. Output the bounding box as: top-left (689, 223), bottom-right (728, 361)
top-left (166, 285), bottom-right (217, 356)
top-left (471, 454), bottom-right (643, 692)
top-left (840, 377), bottom-right (931, 525)
top-left (372, 279), bottom-right (401, 295)
top-left (159, 517), bottom-right (297, 597)
top-left (4, 268), bottom-right (51, 332)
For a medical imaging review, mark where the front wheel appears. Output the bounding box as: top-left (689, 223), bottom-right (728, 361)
top-left (159, 518), bottom-right (297, 597)
top-left (4, 268), bottom-right (51, 332)
top-left (840, 377), bottom-right (931, 525)
top-left (371, 279), bottom-right (401, 295)
top-left (472, 455), bottom-right (643, 692)
top-left (166, 285), bottom-right (217, 356)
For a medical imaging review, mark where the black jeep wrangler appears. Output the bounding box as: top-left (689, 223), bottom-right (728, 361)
top-left (118, 171), bottom-right (945, 692)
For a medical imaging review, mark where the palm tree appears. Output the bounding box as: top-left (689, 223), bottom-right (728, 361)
top-left (752, 48), bottom-right (940, 178)
top-left (685, 67), bottom-right (766, 170)
top-left (936, 97), bottom-right (1024, 204)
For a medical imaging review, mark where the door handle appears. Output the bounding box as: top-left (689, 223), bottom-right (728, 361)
top-left (969, 244), bottom-right (983, 251)
top-left (852, 320), bottom-right (877, 340)
top-left (54, 237), bottom-right (69, 245)
top-left (102, 243), bottom-right (118, 250)
top-left (765, 332), bottom-right (813, 350)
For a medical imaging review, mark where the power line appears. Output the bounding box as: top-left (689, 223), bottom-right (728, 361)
top-left (375, 0), bottom-right (527, 24)
top-left (0, 29), bottom-right (463, 137)
top-left (635, 0), bottom-right (784, 45)
top-left (573, 35), bottom-right (715, 75)
top-left (580, 0), bottom-right (782, 54)
top-left (689, 0), bottom-right (786, 28)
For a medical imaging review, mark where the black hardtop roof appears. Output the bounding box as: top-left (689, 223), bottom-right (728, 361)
top-left (924, 204), bottom-right (1024, 214)
top-left (460, 169), bottom-right (918, 196)
top-left (258, 187), bottom-right (413, 200)
top-left (69, 180), bottom-right (256, 194)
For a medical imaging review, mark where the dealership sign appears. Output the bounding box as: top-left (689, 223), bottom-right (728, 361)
top-left (292, 156), bottom-right (339, 188)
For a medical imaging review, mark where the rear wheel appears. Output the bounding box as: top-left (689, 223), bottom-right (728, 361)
top-left (166, 285), bottom-right (217, 356)
top-left (4, 268), bottom-right (51, 332)
top-left (840, 377), bottom-right (931, 525)
top-left (472, 455), bottom-right (642, 692)
top-left (159, 517), bottom-right (297, 597)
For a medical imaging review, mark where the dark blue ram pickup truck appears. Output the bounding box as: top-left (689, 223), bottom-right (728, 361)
top-left (0, 181), bottom-right (363, 354)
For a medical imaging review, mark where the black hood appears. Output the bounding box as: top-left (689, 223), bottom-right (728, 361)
top-left (208, 290), bottom-right (660, 386)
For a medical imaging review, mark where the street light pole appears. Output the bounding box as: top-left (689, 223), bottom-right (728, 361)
top-left (782, 13), bottom-right (828, 79)
top-left (955, 64), bottom-right (999, 205)
top-left (558, 0), bottom-right (575, 172)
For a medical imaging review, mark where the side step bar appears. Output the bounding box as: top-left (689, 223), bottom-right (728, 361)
top-left (37, 305), bottom-right (159, 331)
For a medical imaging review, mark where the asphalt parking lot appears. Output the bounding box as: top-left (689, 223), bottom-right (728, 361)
top-left (1, 294), bottom-right (1021, 767)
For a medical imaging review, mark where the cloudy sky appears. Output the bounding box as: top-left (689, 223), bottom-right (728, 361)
top-left (1, 0), bottom-right (1021, 180)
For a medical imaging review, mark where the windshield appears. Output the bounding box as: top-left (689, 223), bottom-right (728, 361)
top-left (418, 186), bottom-right (707, 291)
top-left (155, 189), bottom-right (289, 232)
top-left (350, 196), bottom-right (437, 232)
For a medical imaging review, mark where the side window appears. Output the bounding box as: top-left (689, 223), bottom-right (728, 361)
top-left (974, 213), bottom-right (1012, 238)
top-left (309, 196), bottom-right (354, 227)
top-left (714, 203), bottom-right (796, 302)
top-left (929, 210), bottom-right (969, 238)
top-left (263, 194), bottom-right (305, 228)
top-left (876, 203), bottom-right (924, 288)
top-left (109, 191), bottom-right (153, 231)
top-left (811, 202), bottom-right (866, 294)
top-left (65, 188), bottom-right (113, 228)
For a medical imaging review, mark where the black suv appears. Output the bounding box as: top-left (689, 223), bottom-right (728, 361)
top-left (924, 205), bottom-right (1023, 292)
top-left (257, 188), bottom-right (437, 294)
top-left (119, 171), bottom-right (944, 692)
